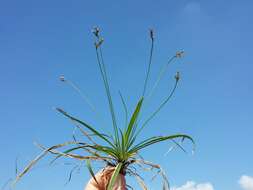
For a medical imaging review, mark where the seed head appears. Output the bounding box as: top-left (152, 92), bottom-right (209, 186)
top-left (59, 75), bottom-right (66, 82)
top-left (176, 51), bottom-right (184, 58)
top-left (92, 27), bottom-right (100, 38)
top-left (149, 29), bottom-right (154, 41)
top-left (95, 38), bottom-right (104, 49)
top-left (175, 72), bottom-right (180, 82)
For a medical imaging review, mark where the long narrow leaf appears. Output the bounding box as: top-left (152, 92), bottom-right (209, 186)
top-left (35, 142), bottom-right (113, 161)
top-left (125, 97), bottom-right (144, 149)
top-left (13, 141), bottom-right (79, 186)
top-left (107, 162), bottom-right (123, 190)
top-left (65, 164), bottom-right (80, 185)
top-left (50, 145), bottom-right (102, 165)
top-left (135, 175), bottom-right (148, 190)
top-left (86, 160), bottom-right (98, 185)
top-left (129, 134), bottom-right (194, 153)
top-left (119, 128), bottom-right (125, 160)
top-left (119, 91), bottom-right (128, 129)
top-left (56, 108), bottom-right (115, 148)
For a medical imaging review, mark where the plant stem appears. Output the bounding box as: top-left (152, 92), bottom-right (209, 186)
top-left (142, 37), bottom-right (154, 97)
top-left (94, 45), bottom-right (119, 147)
top-left (136, 80), bottom-right (178, 137)
top-left (66, 79), bottom-right (99, 116)
top-left (147, 55), bottom-right (176, 100)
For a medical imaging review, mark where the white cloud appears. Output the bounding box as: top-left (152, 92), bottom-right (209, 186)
top-left (183, 2), bottom-right (201, 14)
top-left (239, 175), bottom-right (253, 190)
top-left (172, 181), bottom-right (214, 190)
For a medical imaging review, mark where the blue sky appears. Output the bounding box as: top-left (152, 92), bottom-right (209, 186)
top-left (0, 0), bottom-right (253, 189)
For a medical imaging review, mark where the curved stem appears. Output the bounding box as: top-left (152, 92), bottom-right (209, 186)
top-left (63, 78), bottom-right (100, 119)
top-left (147, 55), bottom-right (176, 100)
top-left (136, 81), bottom-right (178, 136)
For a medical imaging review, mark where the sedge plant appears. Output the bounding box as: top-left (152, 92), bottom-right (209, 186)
top-left (13, 27), bottom-right (195, 190)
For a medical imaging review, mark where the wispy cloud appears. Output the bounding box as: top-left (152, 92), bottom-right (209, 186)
top-left (183, 2), bottom-right (201, 14)
top-left (239, 175), bottom-right (253, 190)
top-left (172, 181), bottom-right (214, 190)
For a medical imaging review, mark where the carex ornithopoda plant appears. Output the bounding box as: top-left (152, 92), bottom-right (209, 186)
top-left (13, 27), bottom-right (195, 190)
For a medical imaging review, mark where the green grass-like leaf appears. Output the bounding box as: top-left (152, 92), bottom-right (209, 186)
top-left (124, 97), bottom-right (144, 150)
top-left (56, 108), bottom-right (115, 148)
top-left (130, 134), bottom-right (195, 153)
top-left (86, 159), bottom-right (99, 185)
top-left (107, 162), bottom-right (123, 190)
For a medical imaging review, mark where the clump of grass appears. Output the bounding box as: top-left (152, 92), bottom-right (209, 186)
top-left (13, 27), bottom-right (194, 190)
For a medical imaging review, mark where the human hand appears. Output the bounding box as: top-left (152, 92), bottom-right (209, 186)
top-left (84, 166), bottom-right (126, 190)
